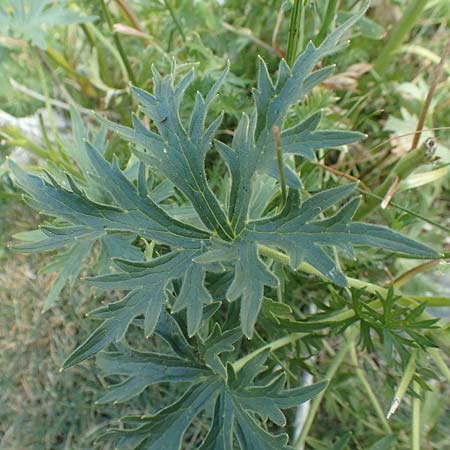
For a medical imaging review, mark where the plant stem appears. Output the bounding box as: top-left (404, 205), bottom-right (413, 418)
top-left (233, 332), bottom-right (306, 372)
top-left (350, 342), bottom-right (392, 433)
top-left (374, 0), bottom-right (429, 74)
top-left (37, 111), bottom-right (57, 159)
top-left (286, 0), bottom-right (305, 67)
top-left (273, 125), bottom-right (287, 206)
top-left (163, 0), bottom-right (186, 42)
top-left (258, 244), bottom-right (444, 305)
top-left (34, 49), bottom-right (58, 139)
top-left (386, 349), bottom-right (417, 420)
top-left (222, 22), bottom-right (277, 56)
top-left (314, 0), bottom-right (338, 45)
top-left (411, 37), bottom-right (450, 149)
top-left (354, 138), bottom-right (437, 219)
top-left (393, 260), bottom-right (441, 288)
top-left (293, 327), bottom-right (358, 449)
top-left (355, 188), bottom-right (450, 233)
top-left (1, 128), bottom-right (49, 161)
top-left (429, 348), bottom-right (450, 383)
top-left (412, 381), bottom-right (421, 450)
top-left (114, 0), bottom-right (143, 31)
top-left (100, 0), bottom-right (137, 85)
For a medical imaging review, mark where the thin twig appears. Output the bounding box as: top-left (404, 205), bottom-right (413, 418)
top-left (272, 5), bottom-right (286, 58)
top-left (222, 22), bottom-right (278, 56)
top-left (37, 111), bottom-right (57, 157)
top-left (365, 127), bottom-right (450, 155)
top-left (9, 78), bottom-right (117, 117)
top-left (411, 38), bottom-right (450, 150)
top-left (114, 0), bottom-right (143, 32)
top-left (357, 188), bottom-right (450, 234)
top-left (393, 260), bottom-right (441, 288)
top-left (311, 160), bottom-right (370, 190)
top-left (100, 0), bottom-right (137, 85)
top-left (294, 328), bottom-right (358, 449)
top-left (163, 0), bottom-right (186, 42)
top-left (350, 343), bottom-right (392, 433)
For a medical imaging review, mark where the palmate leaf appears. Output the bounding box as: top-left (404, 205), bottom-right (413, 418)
top-left (11, 0), bottom-right (437, 382)
top-left (11, 108), bottom-right (143, 309)
top-left (98, 323), bottom-right (326, 450)
top-left (97, 64), bottom-right (234, 240)
top-left (10, 3), bottom-right (440, 447)
top-left (218, 5), bottom-right (370, 234)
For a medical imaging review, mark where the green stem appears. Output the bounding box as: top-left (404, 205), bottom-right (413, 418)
top-left (386, 349), bottom-right (417, 419)
top-left (163, 0), bottom-right (186, 42)
top-left (293, 327), bottom-right (358, 449)
top-left (34, 49), bottom-right (58, 141)
top-left (88, 23), bottom-right (127, 80)
top-left (374, 0), bottom-right (429, 74)
top-left (273, 125), bottom-right (287, 206)
top-left (258, 244), bottom-right (442, 303)
top-left (114, 0), bottom-right (143, 31)
top-left (350, 342), bottom-right (392, 433)
top-left (233, 332), bottom-right (306, 372)
top-left (286, 0), bottom-right (305, 67)
top-left (100, 0), bottom-right (137, 85)
top-left (80, 23), bottom-right (95, 47)
top-left (411, 37), bottom-right (450, 149)
top-left (429, 348), bottom-right (450, 383)
top-left (314, 0), bottom-right (338, 46)
top-left (412, 381), bottom-right (421, 450)
top-left (355, 138), bottom-right (437, 220)
top-left (355, 188), bottom-right (450, 233)
top-left (1, 126), bottom-right (50, 160)
top-left (37, 111), bottom-right (58, 160)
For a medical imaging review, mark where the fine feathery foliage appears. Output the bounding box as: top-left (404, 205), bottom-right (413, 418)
top-left (10, 5), bottom-right (439, 448)
top-left (0, 0), bottom-right (94, 48)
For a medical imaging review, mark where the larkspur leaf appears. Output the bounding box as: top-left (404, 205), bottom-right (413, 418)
top-left (98, 338), bottom-right (324, 450)
top-left (200, 325), bottom-right (242, 378)
top-left (96, 347), bottom-right (209, 404)
top-left (173, 262), bottom-right (214, 336)
top-left (40, 239), bottom-right (94, 311)
top-left (226, 241), bottom-right (279, 337)
top-left (11, 7), bottom-right (440, 448)
top-left (243, 185), bottom-right (437, 284)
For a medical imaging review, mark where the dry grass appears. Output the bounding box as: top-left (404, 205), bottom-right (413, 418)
top-left (0, 248), bottom-right (114, 449)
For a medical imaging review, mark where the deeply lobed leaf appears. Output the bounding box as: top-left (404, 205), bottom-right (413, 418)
top-left (10, 7), bottom-right (439, 447)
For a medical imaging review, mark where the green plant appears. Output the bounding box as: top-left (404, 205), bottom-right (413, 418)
top-left (8, 4), bottom-right (448, 449)
top-left (0, 0), bottom-right (93, 48)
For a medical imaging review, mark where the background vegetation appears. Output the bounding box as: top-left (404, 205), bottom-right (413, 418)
top-left (1, 0), bottom-right (449, 449)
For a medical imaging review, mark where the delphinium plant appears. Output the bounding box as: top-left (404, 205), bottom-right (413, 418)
top-left (9, 4), bottom-right (447, 449)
